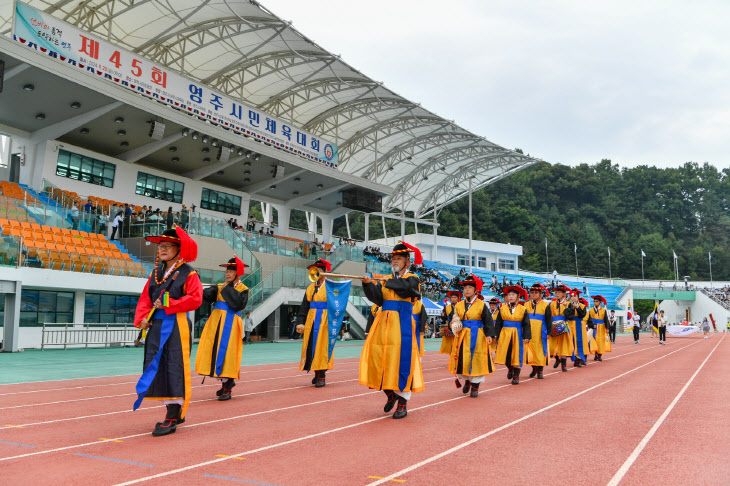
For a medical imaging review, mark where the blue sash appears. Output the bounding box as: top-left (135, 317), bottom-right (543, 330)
top-left (413, 313), bottom-right (421, 353)
top-left (213, 301), bottom-right (241, 376)
top-left (529, 312), bottom-right (548, 358)
top-left (382, 300), bottom-right (414, 391)
top-left (503, 320), bottom-right (524, 367)
top-left (572, 317), bottom-right (587, 361)
top-left (462, 319), bottom-right (482, 374)
top-left (133, 309), bottom-right (176, 411)
top-left (309, 301), bottom-right (327, 362)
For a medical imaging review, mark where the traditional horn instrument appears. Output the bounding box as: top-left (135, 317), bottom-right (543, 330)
top-left (307, 267), bottom-right (388, 282)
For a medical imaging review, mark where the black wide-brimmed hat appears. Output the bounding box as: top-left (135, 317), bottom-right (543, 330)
top-left (219, 256), bottom-right (248, 276)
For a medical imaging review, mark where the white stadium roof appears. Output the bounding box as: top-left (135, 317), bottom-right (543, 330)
top-left (0, 0), bottom-right (541, 219)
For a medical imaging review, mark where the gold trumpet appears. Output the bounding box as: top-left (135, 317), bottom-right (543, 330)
top-left (307, 267), bottom-right (389, 282)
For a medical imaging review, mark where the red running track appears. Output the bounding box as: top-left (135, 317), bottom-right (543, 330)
top-left (0, 334), bottom-right (725, 485)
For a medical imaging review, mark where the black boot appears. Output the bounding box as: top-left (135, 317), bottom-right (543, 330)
top-left (561, 357), bottom-right (568, 372)
top-left (593, 353), bottom-right (599, 361)
top-left (462, 380), bottom-right (471, 394)
top-left (153, 404), bottom-right (180, 436)
top-left (470, 382), bottom-right (480, 398)
top-left (506, 366), bottom-right (513, 380)
top-left (511, 367), bottom-right (521, 385)
top-left (529, 366), bottom-right (537, 378)
top-left (315, 371), bottom-right (326, 388)
top-left (574, 359), bottom-right (583, 368)
top-left (392, 397), bottom-right (407, 419)
top-left (537, 366), bottom-right (544, 379)
top-left (553, 357), bottom-right (560, 369)
top-left (384, 390), bottom-right (397, 413)
top-left (596, 353), bottom-right (603, 362)
top-left (311, 371), bottom-right (318, 385)
top-left (218, 379), bottom-right (235, 401)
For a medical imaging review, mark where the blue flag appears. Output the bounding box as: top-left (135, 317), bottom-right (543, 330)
top-left (325, 279), bottom-right (352, 360)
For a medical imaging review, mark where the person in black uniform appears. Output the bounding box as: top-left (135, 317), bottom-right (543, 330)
top-left (608, 309), bottom-right (617, 344)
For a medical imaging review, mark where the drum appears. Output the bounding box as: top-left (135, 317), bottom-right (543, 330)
top-left (551, 323), bottom-right (568, 337)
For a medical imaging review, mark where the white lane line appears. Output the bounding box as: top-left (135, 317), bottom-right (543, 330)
top-left (7, 366), bottom-right (446, 428)
top-left (365, 339), bottom-right (702, 486)
top-left (0, 374), bottom-right (454, 463)
top-left (0, 353), bottom-right (446, 397)
top-left (0, 357), bottom-right (446, 409)
top-left (108, 342), bottom-right (670, 485)
top-left (606, 335), bottom-right (725, 486)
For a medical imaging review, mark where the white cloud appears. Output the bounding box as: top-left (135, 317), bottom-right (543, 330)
top-left (267, 0), bottom-right (730, 167)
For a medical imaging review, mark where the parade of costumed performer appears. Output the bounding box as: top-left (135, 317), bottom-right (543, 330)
top-left (549, 284), bottom-right (574, 372)
top-left (413, 297), bottom-right (429, 357)
top-left (439, 290), bottom-right (461, 354)
top-left (133, 227), bottom-right (203, 436)
top-left (565, 289), bottom-right (590, 368)
top-left (448, 274), bottom-right (495, 398)
top-left (494, 285), bottom-right (531, 385)
top-left (360, 242), bottom-right (424, 419)
top-left (296, 258), bottom-right (335, 388)
top-left (194, 256), bottom-right (249, 401)
top-left (524, 283), bottom-right (553, 380)
top-left (586, 295), bottom-right (611, 361)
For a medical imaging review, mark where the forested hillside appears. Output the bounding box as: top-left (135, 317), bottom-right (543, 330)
top-left (332, 160), bottom-right (730, 281)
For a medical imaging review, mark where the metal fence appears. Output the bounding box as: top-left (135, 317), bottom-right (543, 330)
top-left (41, 323), bottom-right (139, 350)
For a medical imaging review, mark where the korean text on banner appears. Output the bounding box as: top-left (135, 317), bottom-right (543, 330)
top-left (12, 1), bottom-right (338, 167)
top-left (325, 279), bottom-right (351, 359)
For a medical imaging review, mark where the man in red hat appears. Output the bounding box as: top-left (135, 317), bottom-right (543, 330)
top-left (195, 256), bottom-right (249, 400)
top-left (439, 291), bottom-right (462, 354)
top-left (565, 288), bottom-right (590, 367)
top-left (549, 284), bottom-right (574, 372)
top-left (133, 227), bottom-right (203, 436)
top-left (360, 242), bottom-right (424, 419)
top-left (525, 283), bottom-right (552, 379)
top-left (494, 285), bottom-right (531, 384)
top-left (587, 295), bottom-right (611, 361)
top-left (448, 274), bottom-right (494, 397)
top-left (297, 258), bottom-right (334, 388)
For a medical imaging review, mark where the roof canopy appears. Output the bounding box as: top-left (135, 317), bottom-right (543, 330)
top-left (0, 0), bottom-right (540, 218)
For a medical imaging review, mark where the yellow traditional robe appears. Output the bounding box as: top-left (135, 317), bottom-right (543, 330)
top-left (568, 303), bottom-right (592, 362)
top-left (448, 299), bottom-right (494, 377)
top-left (359, 273), bottom-right (424, 393)
top-left (439, 303), bottom-right (456, 354)
top-left (549, 299), bottom-right (574, 357)
top-left (495, 304), bottom-right (530, 367)
top-left (195, 282), bottom-right (248, 380)
top-left (413, 299), bottom-right (426, 357)
top-left (299, 283), bottom-right (334, 372)
top-left (587, 306), bottom-right (612, 354)
top-left (525, 300), bottom-right (550, 366)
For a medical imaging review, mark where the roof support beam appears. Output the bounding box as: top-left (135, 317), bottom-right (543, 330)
top-left (4, 63), bottom-right (29, 81)
top-left (118, 132), bottom-right (184, 164)
top-left (184, 155), bottom-right (245, 180)
top-left (28, 101), bottom-right (122, 144)
top-left (285, 183), bottom-right (349, 209)
top-left (238, 168), bottom-right (306, 194)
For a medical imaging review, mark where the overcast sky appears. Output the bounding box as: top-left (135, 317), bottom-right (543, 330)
top-left (268, 0), bottom-right (729, 168)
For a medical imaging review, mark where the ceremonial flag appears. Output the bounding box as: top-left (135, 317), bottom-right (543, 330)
top-left (641, 250), bottom-right (646, 257)
top-left (709, 252), bottom-right (712, 261)
top-left (325, 279), bottom-right (352, 360)
top-left (608, 247), bottom-right (611, 257)
top-left (574, 243), bottom-right (577, 252)
top-left (673, 251), bottom-right (678, 260)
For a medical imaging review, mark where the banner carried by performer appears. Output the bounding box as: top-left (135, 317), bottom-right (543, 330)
top-left (325, 279), bottom-right (352, 359)
top-left (666, 325), bottom-right (700, 337)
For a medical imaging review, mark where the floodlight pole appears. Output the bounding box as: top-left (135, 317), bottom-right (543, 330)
top-left (468, 177), bottom-right (473, 274)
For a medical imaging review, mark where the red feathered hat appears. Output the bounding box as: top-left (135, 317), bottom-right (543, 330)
top-left (553, 284), bottom-right (571, 293)
top-left (579, 297), bottom-right (588, 306)
top-left (477, 294), bottom-right (485, 300)
top-left (503, 285), bottom-right (528, 300)
top-left (592, 294), bottom-right (607, 306)
top-left (145, 227), bottom-right (197, 263)
top-left (219, 255), bottom-right (248, 276)
top-left (457, 274), bottom-right (483, 293)
top-left (570, 287), bottom-right (582, 296)
top-left (489, 297), bottom-right (502, 306)
top-left (529, 283), bottom-right (550, 298)
top-left (446, 290), bottom-right (463, 300)
top-left (391, 241), bottom-right (423, 265)
top-left (307, 258), bottom-right (331, 272)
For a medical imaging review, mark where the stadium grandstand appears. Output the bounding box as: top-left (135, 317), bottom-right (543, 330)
top-left (0, 0), bottom-right (724, 356)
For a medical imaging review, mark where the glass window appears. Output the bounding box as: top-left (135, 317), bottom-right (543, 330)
top-left (85, 293), bottom-right (139, 324)
top-left (57, 292), bottom-right (74, 313)
top-left (478, 256), bottom-right (487, 268)
top-left (498, 259), bottom-right (515, 270)
top-left (56, 149), bottom-right (115, 188)
top-left (456, 254), bottom-right (475, 266)
top-left (135, 172), bottom-right (184, 203)
top-left (201, 188), bottom-right (241, 215)
top-left (19, 290), bottom-right (75, 327)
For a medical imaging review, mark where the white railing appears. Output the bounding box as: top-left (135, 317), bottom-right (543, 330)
top-left (41, 322), bottom-right (139, 350)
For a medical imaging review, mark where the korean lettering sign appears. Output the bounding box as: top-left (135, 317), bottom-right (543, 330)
top-left (12, 1), bottom-right (338, 167)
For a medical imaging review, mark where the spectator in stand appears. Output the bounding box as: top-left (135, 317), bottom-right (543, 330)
top-left (70, 202), bottom-right (79, 230)
top-left (288, 314), bottom-right (297, 340)
top-left (166, 207), bottom-right (174, 230)
top-left (243, 312), bottom-right (254, 344)
top-left (181, 205), bottom-right (189, 230)
top-left (553, 269), bottom-right (558, 280)
top-left (658, 281), bottom-right (663, 290)
top-left (84, 199), bottom-right (93, 214)
top-left (111, 211), bottom-right (123, 241)
top-left (582, 281), bottom-right (588, 295)
top-left (139, 206), bottom-right (147, 216)
top-left (247, 215), bottom-right (256, 232)
top-left (124, 203), bottom-right (132, 218)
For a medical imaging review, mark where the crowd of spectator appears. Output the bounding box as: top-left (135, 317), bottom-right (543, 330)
top-left (702, 287), bottom-right (730, 310)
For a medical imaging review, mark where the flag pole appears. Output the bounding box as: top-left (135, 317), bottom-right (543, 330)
top-left (641, 253), bottom-right (645, 287)
top-left (608, 247), bottom-right (612, 281)
top-left (545, 238), bottom-right (549, 275)
top-left (574, 243), bottom-right (579, 277)
top-left (709, 252), bottom-right (713, 290)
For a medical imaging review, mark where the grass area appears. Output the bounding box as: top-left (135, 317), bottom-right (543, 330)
top-left (0, 339), bottom-right (445, 385)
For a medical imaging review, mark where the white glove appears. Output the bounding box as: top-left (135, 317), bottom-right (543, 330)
top-left (451, 316), bottom-right (462, 334)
